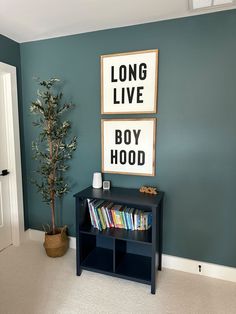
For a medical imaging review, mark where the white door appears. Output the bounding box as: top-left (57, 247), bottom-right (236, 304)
top-left (0, 71), bottom-right (12, 251)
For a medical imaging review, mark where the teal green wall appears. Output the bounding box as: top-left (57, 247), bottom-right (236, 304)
top-left (20, 9), bottom-right (236, 267)
top-left (0, 34), bottom-right (20, 66)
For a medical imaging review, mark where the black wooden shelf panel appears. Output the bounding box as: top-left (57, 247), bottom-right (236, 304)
top-left (74, 186), bottom-right (163, 207)
top-left (80, 225), bottom-right (152, 245)
top-left (116, 253), bottom-right (151, 283)
top-left (81, 247), bottom-right (113, 273)
top-left (75, 185), bottom-right (164, 294)
top-left (81, 266), bottom-right (150, 286)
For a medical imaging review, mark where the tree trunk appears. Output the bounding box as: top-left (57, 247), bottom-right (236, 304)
top-left (51, 191), bottom-right (56, 235)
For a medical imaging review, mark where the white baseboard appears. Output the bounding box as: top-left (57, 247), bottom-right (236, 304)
top-left (162, 254), bottom-right (236, 283)
top-left (26, 228), bottom-right (236, 283)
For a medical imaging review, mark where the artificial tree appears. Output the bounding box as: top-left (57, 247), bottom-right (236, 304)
top-left (30, 78), bottom-right (77, 235)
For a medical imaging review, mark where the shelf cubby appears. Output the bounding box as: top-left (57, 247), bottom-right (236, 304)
top-left (80, 224), bottom-right (152, 245)
top-left (115, 239), bottom-right (151, 283)
top-left (116, 254), bottom-right (151, 284)
top-left (80, 233), bottom-right (113, 273)
top-left (82, 247), bottom-right (113, 273)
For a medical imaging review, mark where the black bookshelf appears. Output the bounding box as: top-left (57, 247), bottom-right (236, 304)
top-left (74, 186), bottom-right (164, 294)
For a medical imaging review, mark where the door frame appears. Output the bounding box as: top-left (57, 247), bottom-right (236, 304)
top-left (0, 61), bottom-right (24, 246)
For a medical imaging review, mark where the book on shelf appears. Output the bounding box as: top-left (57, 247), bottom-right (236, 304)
top-left (87, 199), bottom-right (152, 231)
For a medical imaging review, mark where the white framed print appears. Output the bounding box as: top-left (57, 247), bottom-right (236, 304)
top-left (101, 118), bottom-right (156, 176)
top-left (101, 49), bottom-right (159, 114)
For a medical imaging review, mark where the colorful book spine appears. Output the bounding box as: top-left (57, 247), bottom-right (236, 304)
top-left (111, 207), bottom-right (117, 228)
top-left (94, 207), bottom-right (102, 231)
top-left (90, 204), bottom-right (97, 228)
top-left (87, 199), bottom-right (152, 232)
top-left (106, 202), bottom-right (114, 227)
top-left (129, 208), bottom-right (134, 230)
top-left (137, 210), bottom-right (142, 230)
top-left (125, 208), bottom-right (131, 230)
top-left (97, 207), bottom-right (106, 230)
top-left (147, 213), bottom-right (152, 229)
top-left (87, 199), bottom-right (97, 228)
top-left (88, 202), bottom-right (95, 227)
top-left (107, 208), bottom-right (114, 227)
top-left (129, 208), bottom-right (133, 230)
top-left (143, 214), bottom-right (147, 230)
top-left (93, 200), bottom-right (104, 230)
top-left (139, 211), bottom-right (145, 231)
top-left (134, 209), bottom-right (138, 230)
top-left (101, 203), bottom-right (110, 228)
top-left (125, 207), bottom-right (129, 230)
top-left (105, 207), bottom-right (111, 227)
top-left (114, 205), bottom-right (123, 228)
top-left (115, 211), bottom-right (123, 228)
top-left (120, 207), bottom-right (127, 230)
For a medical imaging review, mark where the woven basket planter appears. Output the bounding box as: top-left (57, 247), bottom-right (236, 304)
top-left (44, 227), bottom-right (69, 257)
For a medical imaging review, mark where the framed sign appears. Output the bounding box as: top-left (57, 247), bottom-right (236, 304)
top-left (101, 118), bottom-right (156, 176)
top-left (101, 49), bottom-right (159, 114)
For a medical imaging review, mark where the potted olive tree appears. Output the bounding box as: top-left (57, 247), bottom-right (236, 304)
top-left (30, 78), bottom-right (77, 257)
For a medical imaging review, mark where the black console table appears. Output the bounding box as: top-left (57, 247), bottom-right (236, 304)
top-left (74, 186), bottom-right (164, 294)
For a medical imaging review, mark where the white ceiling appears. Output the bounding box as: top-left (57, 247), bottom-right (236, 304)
top-left (0, 0), bottom-right (236, 43)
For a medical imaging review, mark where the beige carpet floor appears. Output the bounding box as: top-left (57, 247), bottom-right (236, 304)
top-left (0, 241), bottom-right (235, 314)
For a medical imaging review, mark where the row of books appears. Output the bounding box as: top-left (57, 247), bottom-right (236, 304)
top-left (87, 198), bottom-right (152, 231)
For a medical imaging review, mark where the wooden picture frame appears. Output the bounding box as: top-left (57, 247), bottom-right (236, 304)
top-left (101, 118), bottom-right (156, 176)
top-left (101, 49), bottom-right (159, 114)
